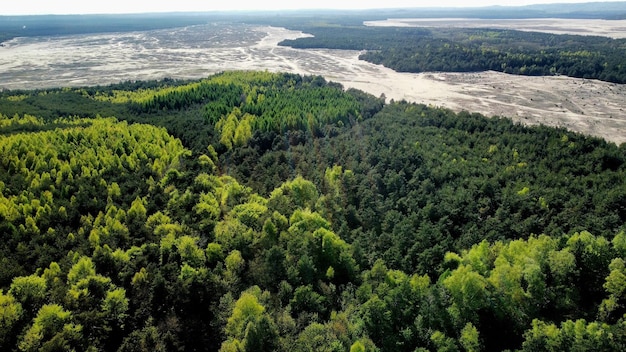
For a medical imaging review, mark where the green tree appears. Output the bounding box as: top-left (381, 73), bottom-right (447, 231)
top-left (0, 290), bottom-right (22, 348)
top-left (67, 256), bottom-right (96, 285)
top-left (117, 325), bottom-right (166, 352)
top-left (459, 322), bottom-right (481, 352)
top-left (443, 265), bottom-right (488, 326)
top-left (242, 314), bottom-right (279, 352)
top-left (360, 295), bottom-right (392, 349)
top-left (101, 288), bottom-right (129, 326)
top-left (599, 258), bottom-right (626, 321)
top-left (431, 331), bottom-right (460, 352)
top-left (9, 275), bottom-right (47, 311)
top-left (225, 289), bottom-right (265, 339)
top-left (222, 288), bottom-right (278, 352)
top-left (177, 235), bottom-right (206, 268)
top-left (295, 322), bottom-right (345, 352)
top-left (18, 304), bottom-right (81, 352)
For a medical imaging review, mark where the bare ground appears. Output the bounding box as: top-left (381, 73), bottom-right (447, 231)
top-left (365, 18), bottom-right (626, 39)
top-left (326, 62), bottom-right (626, 145)
top-left (359, 18), bottom-right (626, 144)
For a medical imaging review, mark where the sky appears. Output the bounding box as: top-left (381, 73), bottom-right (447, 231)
top-left (0, 0), bottom-right (622, 15)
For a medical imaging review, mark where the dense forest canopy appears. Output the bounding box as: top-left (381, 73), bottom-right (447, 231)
top-left (1, 71), bottom-right (626, 351)
top-left (279, 26), bottom-right (626, 83)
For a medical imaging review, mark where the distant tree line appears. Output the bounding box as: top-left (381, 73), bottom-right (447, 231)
top-left (280, 26), bottom-right (626, 83)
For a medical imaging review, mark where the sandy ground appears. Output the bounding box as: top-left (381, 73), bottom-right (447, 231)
top-left (1, 23), bottom-right (624, 144)
top-left (365, 18), bottom-right (626, 39)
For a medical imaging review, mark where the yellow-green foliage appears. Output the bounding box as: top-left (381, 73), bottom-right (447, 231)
top-left (85, 81), bottom-right (205, 104)
top-left (81, 71), bottom-right (361, 150)
top-left (206, 70), bottom-right (280, 93)
top-left (3, 95), bottom-right (28, 102)
top-left (215, 107), bottom-right (256, 149)
top-left (82, 71), bottom-right (273, 104)
top-left (0, 113), bottom-right (44, 128)
top-left (225, 289), bottom-right (265, 339)
top-left (0, 290), bottom-right (22, 345)
top-left (0, 115), bottom-right (187, 242)
top-left (18, 304), bottom-right (79, 351)
top-left (442, 231), bottom-right (623, 331)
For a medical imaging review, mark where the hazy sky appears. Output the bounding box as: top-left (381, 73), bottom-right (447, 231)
top-left (1, 0), bottom-right (621, 15)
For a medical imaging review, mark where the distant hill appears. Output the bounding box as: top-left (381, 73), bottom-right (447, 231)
top-left (0, 13), bottom-right (228, 43)
top-left (523, 1), bottom-right (626, 18)
top-left (372, 1), bottom-right (626, 19)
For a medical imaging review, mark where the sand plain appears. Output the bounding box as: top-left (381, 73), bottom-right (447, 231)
top-left (365, 18), bottom-right (626, 39)
top-left (0, 21), bottom-right (624, 144)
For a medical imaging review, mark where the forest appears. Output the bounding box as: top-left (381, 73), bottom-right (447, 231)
top-left (0, 13), bottom-right (231, 44)
top-left (279, 26), bottom-right (626, 83)
top-left (1, 71), bottom-right (626, 351)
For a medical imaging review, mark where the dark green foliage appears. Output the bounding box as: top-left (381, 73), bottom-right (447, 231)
top-left (1, 72), bottom-right (626, 351)
top-left (281, 26), bottom-right (626, 83)
top-left (225, 102), bottom-right (626, 275)
top-left (0, 91), bottom-right (125, 121)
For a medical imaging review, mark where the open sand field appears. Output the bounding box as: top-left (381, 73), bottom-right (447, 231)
top-left (1, 22), bottom-right (624, 144)
top-left (364, 18), bottom-right (626, 39)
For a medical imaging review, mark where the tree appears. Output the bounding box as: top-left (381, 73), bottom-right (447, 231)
top-left (442, 265), bottom-right (488, 326)
top-left (599, 258), bottom-right (626, 321)
top-left (234, 114), bottom-right (254, 147)
top-left (117, 325), bottom-right (166, 352)
top-left (18, 304), bottom-right (81, 352)
top-left (126, 196), bottom-right (148, 237)
top-left (215, 218), bottom-right (254, 253)
top-left (295, 322), bottom-right (346, 352)
top-left (194, 192), bottom-right (221, 232)
top-left (9, 275), bottom-right (46, 311)
top-left (242, 314), bottom-right (279, 352)
top-left (459, 323), bottom-right (481, 352)
top-left (521, 318), bottom-right (619, 351)
top-left (350, 340), bottom-right (366, 352)
top-left (221, 288), bottom-right (278, 352)
top-left (360, 295), bottom-right (392, 349)
top-left (67, 256), bottom-right (96, 285)
top-left (269, 177), bottom-right (319, 216)
top-left (290, 285), bottom-right (326, 317)
top-left (0, 290), bottom-right (22, 348)
top-left (431, 330), bottom-right (460, 352)
top-left (225, 289), bottom-right (265, 339)
top-left (101, 288), bottom-right (129, 326)
top-left (177, 235), bottom-right (206, 268)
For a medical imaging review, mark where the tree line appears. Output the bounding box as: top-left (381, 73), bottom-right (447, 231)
top-left (280, 26), bottom-right (626, 83)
